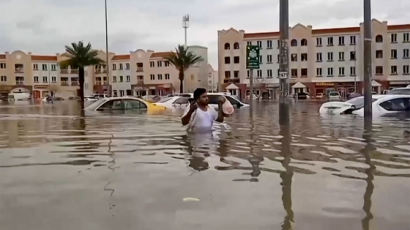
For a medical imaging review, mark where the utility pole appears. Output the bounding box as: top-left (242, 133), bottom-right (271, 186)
top-left (363, 0), bottom-right (372, 129)
top-left (279, 0), bottom-right (290, 125)
top-left (183, 15), bottom-right (190, 48)
top-left (105, 0), bottom-right (110, 96)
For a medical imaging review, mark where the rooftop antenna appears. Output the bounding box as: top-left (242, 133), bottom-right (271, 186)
top-left (182, 14), bottom-right (190, 48)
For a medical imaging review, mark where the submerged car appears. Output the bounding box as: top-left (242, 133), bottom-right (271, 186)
top-left (154, 96), bottom-right (190, 112)
top-left (353, 95), bottom-right (410, 117)
top-left (328, 91), bottom-right (341, 101)
top-left (85, 97), bottom-right (168, 115)
top-left (387, 87), bottom-right (410, 95)
top-left (319, 95), bottom-right (383, 115)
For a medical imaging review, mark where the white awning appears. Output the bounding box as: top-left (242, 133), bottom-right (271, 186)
top-left (371, 80), bottom-right (381, 87)
top-left (291, 82), bottom-right (306, 89)
top-left (226, 83), bottom-right (239, 90)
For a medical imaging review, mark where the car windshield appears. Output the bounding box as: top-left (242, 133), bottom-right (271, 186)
top-left (388, 88), bottom-right (410, 95)
top-left (346, 97), bottom-right (379, 109)
top-left (158, 97), bottom-right (173, 103)
top-left (329, 92), bottom-right (339, 96)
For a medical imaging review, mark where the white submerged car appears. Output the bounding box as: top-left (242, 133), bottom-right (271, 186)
top-left (319, 95), bottom-right (384, 115)
top-left (353, 95), bottom-right (410, 117)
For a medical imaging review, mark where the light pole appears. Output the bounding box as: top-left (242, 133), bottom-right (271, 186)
top-left (183, 15), bottom-right (189, 48)
top-left (105, 0), bottom-right (110, 96)
top-left (279, 0), bottom-right (290, 126)
top-left (363, 0), bottom-right (372, 129)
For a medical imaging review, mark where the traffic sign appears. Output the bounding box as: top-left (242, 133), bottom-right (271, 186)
top-left (246, 45), bottom-right (260, 69)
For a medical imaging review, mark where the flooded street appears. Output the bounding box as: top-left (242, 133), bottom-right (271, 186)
top-left (1, 100), bottom-right (410, 230)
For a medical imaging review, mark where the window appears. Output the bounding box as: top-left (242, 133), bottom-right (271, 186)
top-left (113, 76), bottom-right (117, 82)
top-left (339, 52), bottom-right (345, 61)
top-left (291, 54), bottom-right (297, 62)
top-left (234, 71), bottom-right (239, 78)
top-left (234, 56), bottom-right (240, 64)
top-left (126, 63), bottom-right (130, 70)
top-left (391, 49), bottom-right (397, 59)
top-left (150, 61), bottom-right (155, 67)
top-left (404, 65), bottom-right (410, 75)
top-left (257, 41), bottom-right (262, 48)
top-left (224, 57), bottom-right (230, 64)
top-left (403, 33), bottom-right (409, 43)
top-left (350, 36), bottom-right (356, 45)
top-left (380, 98), bottom-right (410, 111)
top-left (350, 67), bottom-right (356, 76)
top-left (327, 52), bottom-right (333, 61)
top-left (43, 76), bottom-right (48, 83)
top-left (277, 40), bottom-right (281, 48)
top-left (301, 53), bottom-right (308, 61)
top-left (150, 74), bottom-right (155, 80)
top-left (126, 75), bottom-right (130, 82)
top-left (291, 69), bottom-right (298, 78)
top-left (301, 68), bottom-right (308, 77)
top-left (15, 76), bottom-right (24, 85)
top-left (247, 41), bottom-right (252, 46)
top-left (225, 71), bottom-right (231, 79)
top-left (119, 63), bottom-right (123, 70)
top-left (164, 61), bottom-right (170, 67)
top-left (256, 70), bottom-right (262, 78)
top-left (234, 42), bottom-right (240, 49)
top-left (267, 69), bottom-right (273, 78)
top-left (391, 66), bottom-right (398, 75)
top-left (120, 90), bottom-right (125, 97)
top-left (42, 64), bottom-right (47, 71)
top-left (350, 51), bottom-right (356, 60)
top-left (267, 40), bottom-right (273, 49)
top-left (247, 70), bottom-right (250, 79)
top-left (113, 90), bottom-right (118, 97)
top-left (224, 43), bottom-right (230, 50)
top-left (119, 76), bottom-right (123, 82)
top-left (327, 68), bottom-right (333, 77)
top-left (33, 64), bottom-right (38, 70)
top-left (376, 66), bottom-right (383, 75)
top-left (51, 64), bottom-right (57, 71)
top-left (291, 39), bottom-right (297, 47)
top-left (0, 63), bottom-right (6, 69)
top-left (0, 76), bottom-right (6, 82)
top-left (316, 68), bottom-right (322, 77)
top-left (316, 53), bottom-right (322, 62)
top-left (339, 36), bottom-right (345, 46)
top-left (34, 76), bottom-right (39, 83)
top-left (259, 55), bottom-right (262, 64)
top-left (316, 37), bottom-right (322, 47)
top-left (165, 74), bottom-right (170, 80)
top-left (404, 49), bottom-right (410, 59)
top-left (277, 54), bottom-right (280, 63)
top-left (157, 61), bottom-right (162, 67)
top-left (52, 76), bottom-right (57, 83)
top-left (301, 39), bottom-right (307, 46)
top-left (158, 74), bottom-right (163, 80)
top-left (376, 50), bottom-right (383, 59)
top-left (339, 67), bottom-right (345, 76)
top-left (112, 64), bottom-right (117, 70)
top-left (391, 33), bottom-right (397, 43)
top-left (376, 35), bottom-right (383, 43)
top-left (327, 37), bottom-right (333, 46)
top-left (267, 55), bottom-right (273, 63)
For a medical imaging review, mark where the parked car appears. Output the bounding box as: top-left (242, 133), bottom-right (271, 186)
top-left (85, 97), bottom-right (168, 115)
top-left (85, 94), bottom-right (109, 102)
top-left (387, 87), bottom-right (410, 95)
top-left (347, 92), bottom-right (361, 99)
top-left (207, 93), bottom-right (249, 109)
top-left (319, 95), bottom-right (383, 115)
top-left (328, 91), bottom-right (341, 101)
top-left (353, 95), bottom-right (410, 117)
top-left (315, 93), bottom-right (324, 99)
top-left (296, 92), bottom-right (309, 100)
top-left (154, 96), bottom-right (190, 112)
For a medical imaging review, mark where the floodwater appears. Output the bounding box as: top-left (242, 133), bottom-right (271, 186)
top-left (0, 100), bottom-right (410, 230)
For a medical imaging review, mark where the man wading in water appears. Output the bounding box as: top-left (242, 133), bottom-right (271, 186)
top-left (181, 88), bottom-right (226, 133)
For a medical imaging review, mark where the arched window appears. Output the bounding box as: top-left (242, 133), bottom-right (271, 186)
top-left (291, 39), bottom-right (298, 47)
top-left (376, 35), bottom-right (383, 43)
top-left (224, 43), bottom-right (230, 50)
top-left (233, 42), bottom-right (240, 49)
top-left (301, 39), bottom-right (308, 46)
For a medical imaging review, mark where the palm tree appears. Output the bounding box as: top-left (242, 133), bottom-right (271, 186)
top-left (60, 41), bottom-right (103, 105)
top-left (165, 45), bottom-right (203, 93)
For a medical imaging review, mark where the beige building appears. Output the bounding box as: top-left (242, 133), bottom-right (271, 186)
top-left (218, 19), bottom-right (410, 99)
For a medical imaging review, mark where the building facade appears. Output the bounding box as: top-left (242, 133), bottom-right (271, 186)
top-left (218, 20), bottom-right (410, 99)
top-left (0, 45), bottom-right (212, 99)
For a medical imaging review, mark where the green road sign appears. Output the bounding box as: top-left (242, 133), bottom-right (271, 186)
top-left (246, 45), bottom-right (260, 69)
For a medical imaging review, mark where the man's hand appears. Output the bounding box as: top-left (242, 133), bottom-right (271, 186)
top-left (218, 96), bottom-right (226, 105)
top-left (189, 101), bottom-right (198, 112)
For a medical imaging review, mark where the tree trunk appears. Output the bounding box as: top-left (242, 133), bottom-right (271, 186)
top-left (179, 70), bottom-right (184, 93)
top-left (79, 67), bottom-right (85, 110)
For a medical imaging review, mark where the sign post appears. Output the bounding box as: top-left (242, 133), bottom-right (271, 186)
top-left (247, 45), bottom-right (260, 103)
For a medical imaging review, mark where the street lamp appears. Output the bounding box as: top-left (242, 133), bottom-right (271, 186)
top-left (105, 0), bottom-right (110, 96)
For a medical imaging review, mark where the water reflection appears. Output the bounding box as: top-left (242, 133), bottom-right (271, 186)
top-left (361, 130), bottom-right (376, 230)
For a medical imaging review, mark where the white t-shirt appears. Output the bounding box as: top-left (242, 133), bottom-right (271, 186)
top-left (183, 106), bottom-right (218, 133)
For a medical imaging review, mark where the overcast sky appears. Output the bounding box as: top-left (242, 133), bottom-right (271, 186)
top-left (1, 0), bottom-right (409, 67)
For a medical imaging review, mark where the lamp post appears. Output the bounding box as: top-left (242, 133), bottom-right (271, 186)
top-left (279, 0), bottom-right (290, 126)
top-left (363, 0), bottom-right (372, 129)
top-left (105, 0), bottom-right (110, 96)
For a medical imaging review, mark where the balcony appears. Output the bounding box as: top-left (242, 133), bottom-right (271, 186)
top-left (61, 81), bottom-right (69, 86)
top-left (71, 69), bottom-right (79, 74)
top-left (71, 81), bottom-right (79, 86)
top-left (60, 69), bottom-right (79, 74)
top-left (61, 69), bottom-right (69, 74)
top-left (137, 67), bottom-right (144, 72)
top-left (16, 81), bottom-right (24, 85)
top-left (15, 68), bottom-right (24, 73)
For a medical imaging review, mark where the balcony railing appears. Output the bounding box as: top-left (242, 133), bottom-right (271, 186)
top-left (15, 68), bottom-right (24, 73)
top-left (60, 69), bottom-right (79, 74)
top-left (16, 81), bottom-right (24, 85)
top-left (61, 82), bottom-right (69, 86)
top-left (137, 67), bottom-right (144, 72)
top-left (61, 69), bottom-right (69, 74)
top-left (71, 69), bottom-right (79, 74)
top-left (71, 82), bottom-right (79, 86)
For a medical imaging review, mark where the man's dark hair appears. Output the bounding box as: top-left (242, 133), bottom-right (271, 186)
top-left (193, 88), bottom-right (207, 100)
